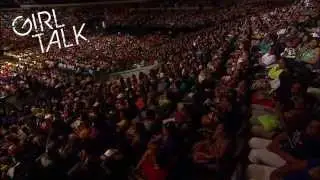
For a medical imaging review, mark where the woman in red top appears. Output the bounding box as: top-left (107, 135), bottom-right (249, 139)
top-left (136, 139), bottom-right (168, 180)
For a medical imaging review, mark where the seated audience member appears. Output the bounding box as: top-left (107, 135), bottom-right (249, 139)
top-left (250, 113), bottom-right (279, 139)
top-left (260, 47), bottom-right (277, 67)
top-left (136, 138), bottom-right (169, 180)
top-left (125, 122), bottom-right (148, 161)
top-left (258, 36), bottom-right (274, 55)
top-left (296, 38), bottom-right (320, 65)
top-left (192, 124), bottom-right (230, 167)
top-left (200, 111), bottom-right (217, 130)
top-left (175, 103), bottom-right (188, 124)
top-left (247, 119), bottom-right (320, 180)
top-left (247, 119), bottom-right (320, 174)
top-left (276, 58), bottom-right (294, 105)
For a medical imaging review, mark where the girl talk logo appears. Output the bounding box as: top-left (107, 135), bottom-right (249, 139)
top-left (12, 9), bottom-right (88, 53)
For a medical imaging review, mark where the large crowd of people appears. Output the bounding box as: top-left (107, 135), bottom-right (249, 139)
top-left (247, 2), bottom-right (320, 180)
top-left (0, 0), bottom-right (319, 180)
top-left (104, 1), bottom-right (291, 28)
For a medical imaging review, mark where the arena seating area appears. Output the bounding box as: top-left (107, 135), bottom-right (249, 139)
top-left (0, 0), bottom-right (320, 180)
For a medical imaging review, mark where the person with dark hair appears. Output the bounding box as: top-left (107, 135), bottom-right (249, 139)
top-left (136, 138), bottom-right (169, 180)
top-left (275, 58), bottom-right (293, 106)
top-left (296, 38), bottom-right (320, 65)
top-left (192, 124), bottom-right (230, 167)
top-left (247, 119), bottom-right (320, 179)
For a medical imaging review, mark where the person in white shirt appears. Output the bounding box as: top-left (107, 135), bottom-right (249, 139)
top-left (260, 47), bottom-right (277, 67)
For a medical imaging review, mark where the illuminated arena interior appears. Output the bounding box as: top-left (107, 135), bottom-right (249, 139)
top-left (0, 0), bottom-right (320, 180)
